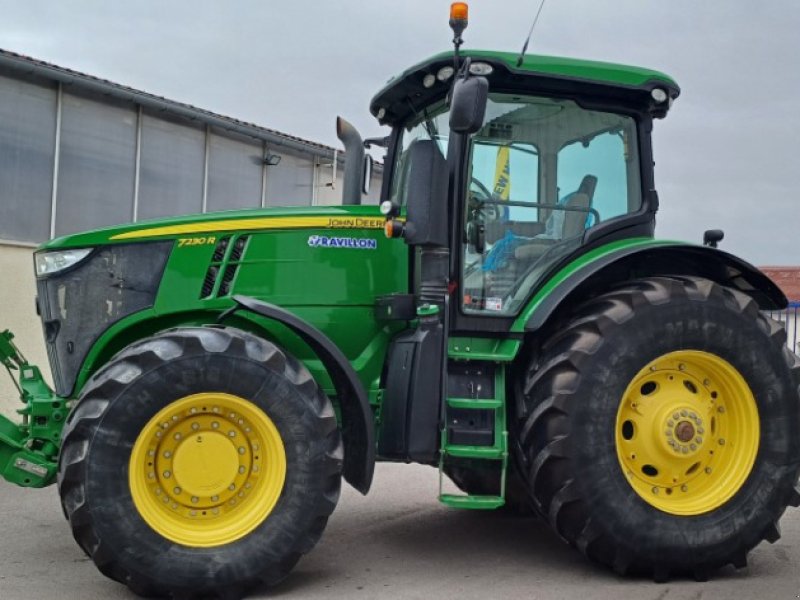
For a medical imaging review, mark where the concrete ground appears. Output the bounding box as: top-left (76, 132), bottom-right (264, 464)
top-left (1, 463), bottom-right (799, 600)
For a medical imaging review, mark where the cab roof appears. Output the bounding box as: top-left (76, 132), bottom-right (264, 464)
top-left (370, 50), bottom-right (680, 126)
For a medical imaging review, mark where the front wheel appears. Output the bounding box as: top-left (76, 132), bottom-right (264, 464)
top-left (516, 276), bottom-right (800, 580)
top-left (58, 327), bottom-right (342, 598)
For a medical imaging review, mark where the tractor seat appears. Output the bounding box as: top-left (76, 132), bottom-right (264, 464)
top-left (514, 191), bottom-right (591, 260)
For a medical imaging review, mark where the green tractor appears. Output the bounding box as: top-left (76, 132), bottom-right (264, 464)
top-left (2, 5), bottom-right (799, 597)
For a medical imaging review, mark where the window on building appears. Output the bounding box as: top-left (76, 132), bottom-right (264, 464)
top-left (55, 93), bottom-right (137, 236)
top-left (264, 152), bottom-right (313, 206)
top-left (207, 130), bottom-right (264, 212)
top-left (0, 74), bottom-right (56, 242)
top-left (138, 113), bottom-right (205, 221)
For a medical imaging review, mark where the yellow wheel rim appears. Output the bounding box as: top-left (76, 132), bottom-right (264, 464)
top-left (616, 351), bottom-right (759, 515)
top-left (129, 393), bottom-right (287, 547)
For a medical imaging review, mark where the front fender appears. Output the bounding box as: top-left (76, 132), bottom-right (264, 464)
top-left (221, 295), bottom-right (375, 495)
top-left (515, 241), bottom-right (785, 333)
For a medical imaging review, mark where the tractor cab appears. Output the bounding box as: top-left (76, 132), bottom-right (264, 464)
top-left (372, 48), bottom-right (679, 328)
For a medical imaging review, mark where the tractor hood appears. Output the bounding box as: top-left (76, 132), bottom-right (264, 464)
top-left (39, 205), bottom-right (387, 250)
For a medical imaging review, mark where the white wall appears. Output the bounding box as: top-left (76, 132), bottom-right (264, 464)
top-left (0, 244), bottom-right (50, 418)
top-left (767, 311), bottom-right (800, 354)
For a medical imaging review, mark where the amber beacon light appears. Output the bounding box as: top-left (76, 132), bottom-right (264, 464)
top-left (450, 2), bottom-right (469, 22)
top-left (449, 3), bottom-right (469, 53)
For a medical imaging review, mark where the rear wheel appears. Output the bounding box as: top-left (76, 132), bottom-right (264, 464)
top-left (58, 327), bottom-right (342, 598)
top-left (516, 276), bottom-right (800, 579)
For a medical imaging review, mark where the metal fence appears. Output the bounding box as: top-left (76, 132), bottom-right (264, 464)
top-left (765, 301), bottom-right (800, 354)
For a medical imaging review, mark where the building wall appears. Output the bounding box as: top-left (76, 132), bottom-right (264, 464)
top-left (0, 245), bottom-right (49, 418)
top-left (0, 65), bottom-right (381, 247)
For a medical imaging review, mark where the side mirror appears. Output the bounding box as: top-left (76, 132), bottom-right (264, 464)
top-left (362, 154), bottom-right (374, 195)
top-left (449, 76), bottom-right (488, 134)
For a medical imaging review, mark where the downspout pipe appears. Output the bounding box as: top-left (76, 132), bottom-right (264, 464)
top-left (336, 116), bottom-right (364, 206)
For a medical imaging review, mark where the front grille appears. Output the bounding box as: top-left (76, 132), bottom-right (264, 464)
top-left (37, 241), bottom-right (172, 397)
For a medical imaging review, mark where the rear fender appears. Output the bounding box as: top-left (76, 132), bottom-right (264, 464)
top-left (520, 243), bottom-right (786, 333)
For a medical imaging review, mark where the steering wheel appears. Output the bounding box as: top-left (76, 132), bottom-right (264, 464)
top-left (468, 178), bottom-right (503, 222)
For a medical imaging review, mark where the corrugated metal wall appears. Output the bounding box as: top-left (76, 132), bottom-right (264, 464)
top-left (0, 63), bottom-right (379, 245)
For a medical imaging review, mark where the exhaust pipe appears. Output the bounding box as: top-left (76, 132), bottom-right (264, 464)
top-left (336, 116), bottom-right (365, 206)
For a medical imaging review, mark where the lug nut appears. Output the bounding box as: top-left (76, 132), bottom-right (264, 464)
top-left (191, 496), bottom-right (199, 504)
top-left (719, 438), bottom-right (726, 445)
top-left (680, 410), bottom-right (688, 417)
top-left (173, 487), bottom-right (181, 494)
top-left (696, 437), bottom-right (703, 444)
top-left (667, 420), bottom-right (674, 427)
top-left (163, 471), bottom-right (171, 478)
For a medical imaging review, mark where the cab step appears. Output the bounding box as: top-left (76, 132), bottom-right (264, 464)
top-left (444, 444), bottom-right (504, 459)
top-left (438, 362), bottom-right (509, 510)
top-left (439, 494), bottom-right (505, 510)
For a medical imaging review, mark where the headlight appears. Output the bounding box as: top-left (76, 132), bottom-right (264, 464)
top-left (35, 248), bottom-right (93, 277)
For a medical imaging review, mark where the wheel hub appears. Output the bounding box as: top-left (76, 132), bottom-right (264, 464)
top-left (674, 420), bottom-right (695, 443)
top-left (172, 432), bottom-right (240, 499)
top-left (615, 351), bottom-right (759, 515)
top-left (129, 392), bottom-right (287, 547)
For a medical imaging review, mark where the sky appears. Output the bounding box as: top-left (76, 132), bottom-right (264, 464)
top-left (0, 0), bottom-right (798, 265)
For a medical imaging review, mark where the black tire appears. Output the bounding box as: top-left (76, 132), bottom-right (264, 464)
top-left (515, 276), bottom-right (800, 580)
top-left (58, 326), bottom-right (342, 599)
